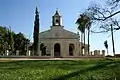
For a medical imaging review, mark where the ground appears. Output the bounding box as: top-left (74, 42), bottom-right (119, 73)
top-left (0, 58), bottom-right (120, 80)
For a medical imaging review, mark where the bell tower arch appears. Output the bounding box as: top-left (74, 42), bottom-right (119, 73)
top-left (52, 10), bottom-right (62, 26)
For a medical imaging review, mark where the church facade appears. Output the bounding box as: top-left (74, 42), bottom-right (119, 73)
top-left (36, 10), bottom-right (89, 58)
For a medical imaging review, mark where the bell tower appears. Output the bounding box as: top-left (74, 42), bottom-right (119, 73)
top-left (52, 10), bottom-right (62, 26)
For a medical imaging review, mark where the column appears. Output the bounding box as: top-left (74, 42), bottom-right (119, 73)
top-left (94, 50), bottom-right (97, 56)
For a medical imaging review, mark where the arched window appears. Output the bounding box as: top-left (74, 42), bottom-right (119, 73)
top-left (40, 43), bottom-right (46, 56)
top-left (69, 44), bottom-right (74, 56)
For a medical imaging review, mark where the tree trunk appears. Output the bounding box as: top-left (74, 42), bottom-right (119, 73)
top-left (88, 27), bottom-right (90, 55)
top-left (110, 24), bottom-right (115, 57)
top-left (84, 30), bottom-right (86, 55)
top-left (107, 48), bottom-right (108, 55)
top-left (81, 32), bottom-right (83, 55)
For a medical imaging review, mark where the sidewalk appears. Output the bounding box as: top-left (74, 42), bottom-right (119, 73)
top-left (0, 58), bottom-right (83, 61)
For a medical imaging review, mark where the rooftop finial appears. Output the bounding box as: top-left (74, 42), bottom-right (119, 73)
top-left (55, 8), bottom-right (60, 16)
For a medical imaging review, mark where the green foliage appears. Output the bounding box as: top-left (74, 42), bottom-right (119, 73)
top-left (33, 7), bottom-right (39, 55)
top-left (0, 60), bottom-right (120, 80)
top-left (14, 32), bottom-right (30, 55)
top-left (0, 26), bottom-right (9, 55)
top-left (76, 13), bottom-right (91, 33)
top-left (104, 40), bottom-right (108, 49)
top-left (8, 28), bottom-right (15, 54)
top-left (0, 26), bottom-right (30, 55)
top-left (76, 14), bottom-right (86, 33)
top-left (76, 12), bottom-right (92, 54)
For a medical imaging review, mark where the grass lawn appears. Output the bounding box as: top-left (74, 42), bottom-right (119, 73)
top-left (0, 59), bottom-right (120, 80)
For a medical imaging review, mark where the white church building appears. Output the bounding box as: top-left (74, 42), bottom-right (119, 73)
top-left (38, 10), bottom-right (89, 58)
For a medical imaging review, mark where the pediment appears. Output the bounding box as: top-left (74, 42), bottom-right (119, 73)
top-left (39, 28), bottom-right (79, 39)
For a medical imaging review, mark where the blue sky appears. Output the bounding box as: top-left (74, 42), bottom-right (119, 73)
top-left (0, 0), bottom-right (120, 55)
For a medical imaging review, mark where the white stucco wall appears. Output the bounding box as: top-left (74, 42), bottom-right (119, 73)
top-left (39, 38), bottom-right (82, 58)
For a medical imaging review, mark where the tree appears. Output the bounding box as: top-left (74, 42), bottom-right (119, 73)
top-left (0, 26), bottom-right (30, 56)
top-left (110, 24), bottom-right (115, 56)
top-left (14, 32), bottom-right (30, 55)
top-left (8, 26), bottom-right (15, 54)
top-left (76, 13), bottom-right (92, 55)
top-left (104, 40), bottom-right (108, 55)
top-left (85, 0), bottom-right (120, 56)
top-left (0, 26), bottom-right (9, 55)
top-left (85, 14), bottom-right (92, 55)
top-left (33, 7), bottom-right (40, 55)
top-left (87, 0), bottom-right (120, 33)
top-left (76, 14), bottom-right (86, 55)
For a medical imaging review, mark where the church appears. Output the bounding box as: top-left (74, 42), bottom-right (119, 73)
top-left (33, 7), bottom-right (89, 58)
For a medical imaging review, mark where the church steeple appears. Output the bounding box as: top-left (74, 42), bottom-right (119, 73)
top-left (52, 9), bottom-right (62, 26)
top-left (33, 7), bottom-right (39, 55)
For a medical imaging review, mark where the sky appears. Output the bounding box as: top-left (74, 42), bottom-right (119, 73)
top-left (0, 0), bottom-right (120, 55)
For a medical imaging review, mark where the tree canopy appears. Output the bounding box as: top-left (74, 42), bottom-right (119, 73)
top-left (0, 26), bottom-right (30, 55)
top-left (86, 0), bottom-right (120, 33)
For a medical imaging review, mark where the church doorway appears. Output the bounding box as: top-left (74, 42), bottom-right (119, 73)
top-left (69, 44), bottom-right (74, 56)
top-left (54, 43), bottom-right (61, 58)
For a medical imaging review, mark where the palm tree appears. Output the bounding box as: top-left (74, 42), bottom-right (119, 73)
top-left (84, 14), bottom-right (92, 55)
top-left (76, 13), bottom-right (92, 55)
top-left (76, 14), bottom-right (86, 55)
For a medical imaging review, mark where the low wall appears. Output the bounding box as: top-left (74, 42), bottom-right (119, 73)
top-left (0, 55), bottom-right (105, 59)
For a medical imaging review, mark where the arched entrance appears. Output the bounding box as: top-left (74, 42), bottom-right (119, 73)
top-left (54, 43), bottom-right (60, 58)
top-left (69, 44), bottom-right (74, 56)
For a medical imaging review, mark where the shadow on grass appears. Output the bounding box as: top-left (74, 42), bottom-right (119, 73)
top-left (53, 61), bottom-right (117, 80)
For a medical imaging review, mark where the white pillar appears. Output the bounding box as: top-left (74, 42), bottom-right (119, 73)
top-left (6, 50), bottom-right (9, 56)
